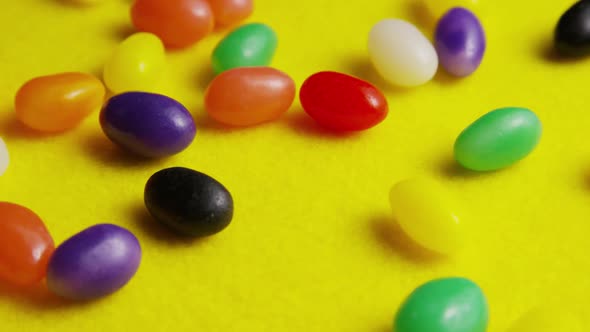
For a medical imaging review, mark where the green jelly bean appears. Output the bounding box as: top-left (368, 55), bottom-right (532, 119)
top-left (211, 23), bottom-right (277, 74)
top-left (394, 277), bottom-right (489, 332)
top-left (454, 107), bottom-right (542, 171)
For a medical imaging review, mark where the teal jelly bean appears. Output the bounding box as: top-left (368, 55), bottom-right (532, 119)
top-left (454, 107), bottom-right (542, 171)
top-left (394, 277), bottom-right (489, 332)
top-left (211, 23), bottom-right (277, 74)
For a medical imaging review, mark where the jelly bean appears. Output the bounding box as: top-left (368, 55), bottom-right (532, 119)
top-left (389, 178), bottom-right (462, 254)
top-left (47, 224), bottom-right (141, 300)
top-left (0, 138), bottom-right (8, 176)
top-left (205, 67), bottom-right (296, 126)
top-left (368, 19), bottom-right (438, 87)
top-left (209, 0), bottom-right (253, 27)
top-left (100, 92), bottom-right (196, 158)
top-left (454, 107), bottom-right (542, 171)
top-left (145, 167), bottom-right (234, 236)
top-left (211, 23), bottom-right (277, 74)
top-left (394, 277), bottom-right (489, 332)
top-left (435, 7), bottom-right (486, 77)
top-left (555, 0), bottom-right (590, 56)
top-left (131, 0), bottom-right (214, 49)
top-left (103, 32), bottom-right (166, 93)
top-left (507, 307), bottom-right (583, 332)
top-left (14, 73), bottom-right (105, 132)
top-left (299, 71), bottom-right (388, 131)
top-left (0, 202), bottom-right (54, 286)
top-left (424, 0), bottom-right (479, 20)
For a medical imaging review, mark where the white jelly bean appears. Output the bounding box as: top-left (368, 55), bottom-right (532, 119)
top-left (0, 138), bottom-right (9, 176)
top-left (368, 19), bottom-right (438, 87)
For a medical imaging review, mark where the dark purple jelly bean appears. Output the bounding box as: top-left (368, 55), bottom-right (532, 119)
top-left (100, 92), bottom-right (196, 158)
top-left (435, 7), bottom-right (486, 77)
top-left (46, 224), bottom-right (142, 300)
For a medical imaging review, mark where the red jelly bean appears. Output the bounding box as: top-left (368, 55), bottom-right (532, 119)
top-left (208, 0), bottom-right (253, 27)
top-left (131, 0), bottom-right (214, 49)
top-left (299, 71), bottom-right (388, 131)
top-left (0, 202), bottom-right (55, 286)
top-left (205, 67), bottom-right (296, 126)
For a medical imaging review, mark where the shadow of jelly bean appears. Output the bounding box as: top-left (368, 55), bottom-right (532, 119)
top-left (130, 203), bottom-right (210, 248)
top-left (369, 214), bottom-right (443, 263)
top-left (79, 132), bottom-right (165, 168)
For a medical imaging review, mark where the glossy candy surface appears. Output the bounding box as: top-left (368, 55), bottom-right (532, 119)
top-left (211, 23), bottom-right (277, 74)
top-left (131, 0), bottom-right (214, 48)
top-left (368, 19), bottom-right (438, 87)
top-left (209, 0), bottom-right (253, 27)
top-left (47, 224), bottom-right (141, 300)
top-left (205, 67), bottom-right (295, 126)
top-left (100, 92), bottom-right (196, 158)
top-left (0, 202), bottom-right (54, 286)
top-left (103, 32), bottom-right (166, 93)
top-left (299, 71), bottom-right (388, 131)
top-left (424, 0), bottom-right (479, 19)
top-left (15, 72), bottom-right (105, 132)
top-left (394, 277), bottom-right (489, 332)
top-left (555, 0), bottom-right (590, 56)
top-left (389, 178), bottom-right (462, 254)
top-left (0, 138), bottom-right (8, 176)
top-left (145, 167), bottom-right (234, 237)
top-left (435, 7), bottom-right (486, 77)
top-left (454, 107), bottom-right (542, 171)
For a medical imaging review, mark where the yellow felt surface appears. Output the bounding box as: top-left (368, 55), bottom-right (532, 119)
top-left (0, 0), bottom-right (588, 331)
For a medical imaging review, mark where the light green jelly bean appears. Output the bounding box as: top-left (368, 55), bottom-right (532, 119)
top-left (211, 23), bottom-right (277, 74)
top-left (394, 277), bottom-right (489, 332)
top-left (454, 107), bottom-right (542, 171)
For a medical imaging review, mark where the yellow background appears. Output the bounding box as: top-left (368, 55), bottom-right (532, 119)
top-left (0, 0), bottom-right (588, 331)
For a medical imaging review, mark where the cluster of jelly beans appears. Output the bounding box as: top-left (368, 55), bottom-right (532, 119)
top-left (0, 0), bottom-right (587, 330)
top-left (0, 0), bottom-right (254, 301)
top-left (0, 202), bottom-right (141, 300)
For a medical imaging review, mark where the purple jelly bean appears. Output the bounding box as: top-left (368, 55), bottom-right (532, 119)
top-left (46, 224), bottom-right (142, 300)
top-left (435, 7), bottom-right (486, 77)
top-left (100, 92), bottom-right (196, 158)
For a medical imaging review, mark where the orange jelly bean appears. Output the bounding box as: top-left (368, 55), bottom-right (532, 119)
top-left (0, 202), bottom-right (54, 286)
top-left (205, 67), bottom-right (296, 126)
top-left (131, 0), bottom-right (214, 49)
top-left (208, 0), bottom-right (253, 27)
top-left (15, 72), bottom-right (105, 133)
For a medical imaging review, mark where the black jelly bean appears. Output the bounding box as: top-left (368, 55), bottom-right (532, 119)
top-left (555, 0), bottom-right (590, 56)
top-left (144, 167), bottom-right (234, 237)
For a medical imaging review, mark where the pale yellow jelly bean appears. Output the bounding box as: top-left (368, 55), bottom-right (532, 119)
top-left (507, 307), bottom-right (583, 332)
top-left (389, 178), bottom-right (462, 254)
top-left (424, 0), bottom-right (479, 19)
top-left (0, 138), bottom-right (8, 176)
top-left (368, 19), bottom-right (438, 87)
top-left (103, 32), bottom-right (166, 93)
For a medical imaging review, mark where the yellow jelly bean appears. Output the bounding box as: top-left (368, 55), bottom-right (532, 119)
top-left (424, 0), bottom-right (479, 20)
top-left (507, 307), bottom-right (583, 332)
top-left (389, 178), bottom-right (462, 254)
top-left (103, 32), bottom-right (166, 93)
